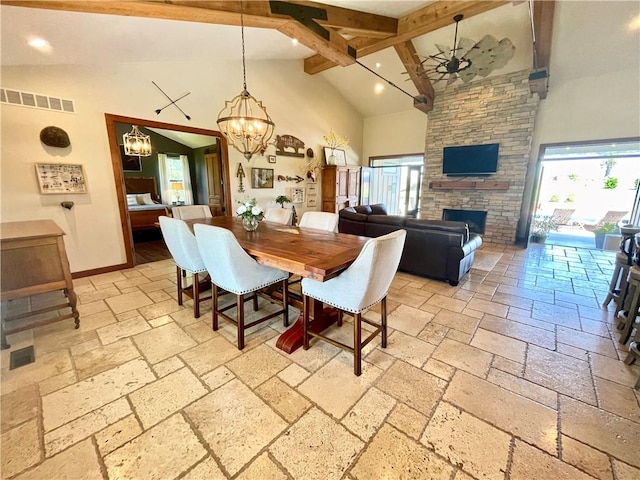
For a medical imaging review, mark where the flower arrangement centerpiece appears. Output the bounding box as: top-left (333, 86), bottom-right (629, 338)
top-left (236, 198), bottom-right (263, 231)
top-left (323, 129), bottom-right (349, 164)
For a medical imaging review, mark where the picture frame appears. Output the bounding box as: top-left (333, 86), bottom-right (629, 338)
top-left (119, 144), bottom-right (142, 172)
top-left (35, 163), bottom-right (88, 194)
top-left (268, 155), bottom-right (276, 164)
top-left (291, 186), bottom-right (306, 203)
top-left (307, 196), bottom-right (317, 207)
top-left (251, 168), bottom-right (274, 189)
top-left (323, 147), bottom-right (347, 166)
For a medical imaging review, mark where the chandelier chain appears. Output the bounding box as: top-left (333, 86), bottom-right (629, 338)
top-left (241, 4), bottom-right (247, 90)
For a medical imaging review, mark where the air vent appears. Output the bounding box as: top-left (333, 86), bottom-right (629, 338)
top-left (1, 87), bottom-right (75, 114)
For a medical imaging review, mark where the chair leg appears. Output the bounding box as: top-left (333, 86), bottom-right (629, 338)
top-left (193, 272), bottom-right (200, 318)
top-left (303, 295), bottom-right (310, 350)
top-left (381, 296), bottom-right (388, 348)
top-left (282, 279), bottom-right (289, 327)
top-left (176, 266), bottom-right (183, 306)
top-left (252, 293), bottom-right (259, 311)
top-left (237, 294), bottom-right (245, 350)
top-left (212, 284), bottom-right (219, 331)
top-left (337, 310), bottom-right (343, 327)
top-left (354, 312), bottom-right (362, 376)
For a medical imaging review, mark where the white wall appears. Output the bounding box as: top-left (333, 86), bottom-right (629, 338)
top-left (362, 109), bottom-right (427, 162)
top-left (1, 60), bottom-right (363, 273)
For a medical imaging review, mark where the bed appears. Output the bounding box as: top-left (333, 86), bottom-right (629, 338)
top-left (124, 177), bottom-right (168, 231)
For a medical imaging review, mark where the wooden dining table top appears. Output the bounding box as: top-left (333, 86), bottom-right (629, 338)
top-left (185, 216), bottom-right (368, 282)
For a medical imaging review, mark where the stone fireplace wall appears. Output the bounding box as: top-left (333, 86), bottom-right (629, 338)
top-left (421, 69), bottom-right (539, 244)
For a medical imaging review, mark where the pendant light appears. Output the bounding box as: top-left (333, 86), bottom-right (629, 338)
top-left (217, 6), bottom-right (275, 160)
top-left (123, 125), bottom-right (152, 157)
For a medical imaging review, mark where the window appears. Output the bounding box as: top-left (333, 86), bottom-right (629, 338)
top-left (367, 155), bottom-right (424, 216)
top-left (158, 154), bottom-right (193, 205)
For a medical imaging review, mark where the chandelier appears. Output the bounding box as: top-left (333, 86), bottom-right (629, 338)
top-left (123, 125), bottom-right (152, 157)
top-left (217, 8), bottom-right (275, 160)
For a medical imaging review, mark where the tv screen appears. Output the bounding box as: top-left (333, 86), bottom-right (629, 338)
top-left (442, 143), bottom-right (499, 176)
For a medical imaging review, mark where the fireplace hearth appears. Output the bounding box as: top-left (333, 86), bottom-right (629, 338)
top-left (443, 209), bottom-right (487, 234)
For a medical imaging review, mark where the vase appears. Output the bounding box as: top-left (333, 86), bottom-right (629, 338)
top-left (242, 217), bottom-right (259, 232)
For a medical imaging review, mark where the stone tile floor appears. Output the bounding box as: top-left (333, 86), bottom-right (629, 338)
top-left (1, 243), bottom-right (639, 479)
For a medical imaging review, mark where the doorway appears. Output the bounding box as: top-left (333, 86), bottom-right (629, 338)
top-left (529, 138), bottom-right (640, 249)
top-left (105, 114), bottom-right (231, 268)
top-left (367, 154), bottom-right (424, 215)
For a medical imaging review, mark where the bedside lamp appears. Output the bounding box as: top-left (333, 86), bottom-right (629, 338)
top-left (171, 182), bottom-right (184, 204)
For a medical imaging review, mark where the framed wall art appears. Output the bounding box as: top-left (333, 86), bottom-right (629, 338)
top-left (323, 147), bottom-right (347, 166)
top-left (35, 163), bottom-right (88, 194)
top-left (251, 168), bottom-right (274, 189)
top-left (291, 186), bottom-right (306, 203)
top-left (268, 155), bottom-right (276, 164)
top-left (119, 144), bottom-right (142, 172)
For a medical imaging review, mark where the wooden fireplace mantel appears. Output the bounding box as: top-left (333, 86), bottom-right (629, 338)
top-left (429, 180), bottom-right (510, 190)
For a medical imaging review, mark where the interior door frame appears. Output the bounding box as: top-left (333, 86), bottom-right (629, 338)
top-left (105, 113), bottom-right (231, 268)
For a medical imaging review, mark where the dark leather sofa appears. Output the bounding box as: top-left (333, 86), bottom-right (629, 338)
top-left (339, 204), bottom-right (482, 285)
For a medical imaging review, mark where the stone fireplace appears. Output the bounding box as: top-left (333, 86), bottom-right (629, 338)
top-left (443, 209), bottom-right (487, 234)
top-left (420, 70), bottom-right (539, 244)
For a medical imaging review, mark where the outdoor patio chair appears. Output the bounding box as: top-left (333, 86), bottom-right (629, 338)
top-left (550, 208), bottom-right (575, 229)
top-left (583, 210), bottom-right (629, 232)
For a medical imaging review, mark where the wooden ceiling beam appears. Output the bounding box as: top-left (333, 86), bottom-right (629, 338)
top-left (533, 0), bottom-right (555, 69)
top-left (393, 41), bottom-right (434, 114)
top-left (304, 0), bottom-right (509, 75)
top-left (277, 20), bottom-right (356, 67)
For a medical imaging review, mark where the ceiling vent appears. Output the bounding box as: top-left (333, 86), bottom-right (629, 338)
top-left (0, 88), bottom-right (75, 114)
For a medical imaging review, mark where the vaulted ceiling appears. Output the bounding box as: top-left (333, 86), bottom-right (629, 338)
top-left (1, 1), bottom-right (554, 117)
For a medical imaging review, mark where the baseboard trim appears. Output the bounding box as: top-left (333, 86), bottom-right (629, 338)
top-left (72, 262), bottom-right (130, 279)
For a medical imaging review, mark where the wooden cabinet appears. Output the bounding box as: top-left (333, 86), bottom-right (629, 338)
top-left (321, 165), bottom-right (361, 213)
top-left (1, 220), bottom-right (79, 349)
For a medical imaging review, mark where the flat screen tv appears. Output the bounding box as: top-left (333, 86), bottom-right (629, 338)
top-left (442, 143), bottom-right (499, 176)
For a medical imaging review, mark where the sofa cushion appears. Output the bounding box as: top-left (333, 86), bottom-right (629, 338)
top-left (369, 204), bottom-right (388, 215)
top-left (405, 219), bottom-right (469, 243)
top-left (354, 205), bottom-right (372, 214)
top-left (339, 209), bottom-right (368, 222)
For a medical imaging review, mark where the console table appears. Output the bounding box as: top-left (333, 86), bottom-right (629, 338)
top-left (1, 220), bottom-right (79, 349)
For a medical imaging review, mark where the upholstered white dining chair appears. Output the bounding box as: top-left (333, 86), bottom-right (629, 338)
top-left (263, 207), bottom-right (293, 225)
top-left (194, 224), bottom-right (290, 350)
top-left (301, 229), bottom-right (406, 375)
top-left (172, 205), bottom-right (213, 220)
top-left (299, 211), bottom-right (339, 232)
top-left (158, 216), bottom-right (211, 318)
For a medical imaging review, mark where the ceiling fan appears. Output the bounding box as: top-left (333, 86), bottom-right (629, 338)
top-left (406, 14), bottom-right (516, 86)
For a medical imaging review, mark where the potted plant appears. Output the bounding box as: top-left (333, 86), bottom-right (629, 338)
top-left (530, 216), bottom-right (556, 244)
top-left (594, 222), bottom-right (618, 249)
top-left (275, 195), bottom-right (291, 208)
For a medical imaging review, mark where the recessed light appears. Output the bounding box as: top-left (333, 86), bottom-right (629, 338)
top-left (630, 14), bottom-right (640, 30)
top-left (375, 62), bottom-right (381, 69)
top-left (291, 38), bottom-right (299, 46)
top-left (28, 37), bottom-right (49, 49)
top-left (374, 83), bottom-right (384, 94)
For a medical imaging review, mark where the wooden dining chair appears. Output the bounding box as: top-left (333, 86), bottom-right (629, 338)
top-left (158, 216), bottom-right (211, 318)
top-left (172, 205), bottom-right (213, 220)
top-left (194, 224), bottom-right (289, 349)
top-left (299, 211), bottom-right (339, 232)
top-left (301, 229), bottom-right (407, 375)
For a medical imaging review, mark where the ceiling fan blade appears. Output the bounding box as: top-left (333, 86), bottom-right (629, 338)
top-left (435, 44), bottom-right (452, 60)
top-left (457, 37), bottom-right (477, 56)
top-left (446, 74), bottom-right (458, 86)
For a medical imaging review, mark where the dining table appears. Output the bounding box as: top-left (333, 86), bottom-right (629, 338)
top-left (184, 216), bottom-right (369, 353)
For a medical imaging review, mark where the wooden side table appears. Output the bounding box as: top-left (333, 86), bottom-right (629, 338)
top-left (1, 220), bottom-right (79, 349)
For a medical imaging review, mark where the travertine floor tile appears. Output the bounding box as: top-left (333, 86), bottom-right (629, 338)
top-left (133, 322), bottom-right (197, 364)
top-left (342, 387), bottom-right (396, 441)
top-left (130, 367), bottom-right (207, 428)
top-left (182, 457), bottom-right (227, 480)
top-left (1, 349), bottom-right (73, 395)
top-left (376, 361), bottom-right (446, 416)
top-left (423, 357), bottom-right (456, 381)
top-left (277, 362), bottom-right (310, 386)
top-left (185, 379), bottom-right (287, 476)
top-left (466, 297), bottom-right (509, 317)
top-left (532, 301), bottom-right (581, 329)
top-left (152, 355), bottom-right (185, 378)
top-left (105, 290), bottom-right (154, 314)
top-left (431, 308), bottom-right (480, 334)
top-left (470, 328), bottom-right (526, 363)
top-left (1, 419), bottom-right (41, 478)
top-left (13, 438), bottom-right (102, 480)
top-left (525, 344), bottom-right (597, 404)
top-left (561, 435), bottom-right (613, 480)
top-left (236, 453), bottom-right (287, 480)
top-left (612, 459), bottom-right (640, 480)
top-left (387, 304), bottom-right (434, 336)
top-left (1, 383), bottom-right (39, 431)
top-left (96, 316), bottom-right (151, 345)
top-left (352, 424), bottom-right (454, 480)
top-left (298, 352), bottom-right (382, 419)
top-left (421, 402), bottom-right (511, 480)
top-left (385, 330), bottom-right (435, 367)
top-left (95, 415), bottom-right (142, 457)
top-left (387, 403), bottom-right (428, 440)
top-left (591, 352), bottom-right (640, 387)
top-left (487, 368), bottom-right (557, 409)
top-left (432, 338), bottom-right (493, 377)
top-left (270, 408), bottom-right (363, 480)
top-left (180, 336), bottom-right (241, 375)
top-left (255, 376), bottom-right (311, 423)
top-left (510, 439), bottom-right (595, 480)
top-left (594, 376), bottom-right (640, 422)
top-left (557, 325), bottom-right (617, 358)
top-left (561, 395), bottom-right (640, 468)
top-left (480, 313), bottom-right (556, 349)
top-left (42, 358), bottom-right (155, 432)
top-left (226, 344), bottom-right (291, 388)
top-left (444, 370), bottom-right (558, 454)
top-left (73, 338), bottom-right (140, 380)
top-left (425, 294), bottom-right (468, 313)
top-left (104, 413), bottom-right (206, 480)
